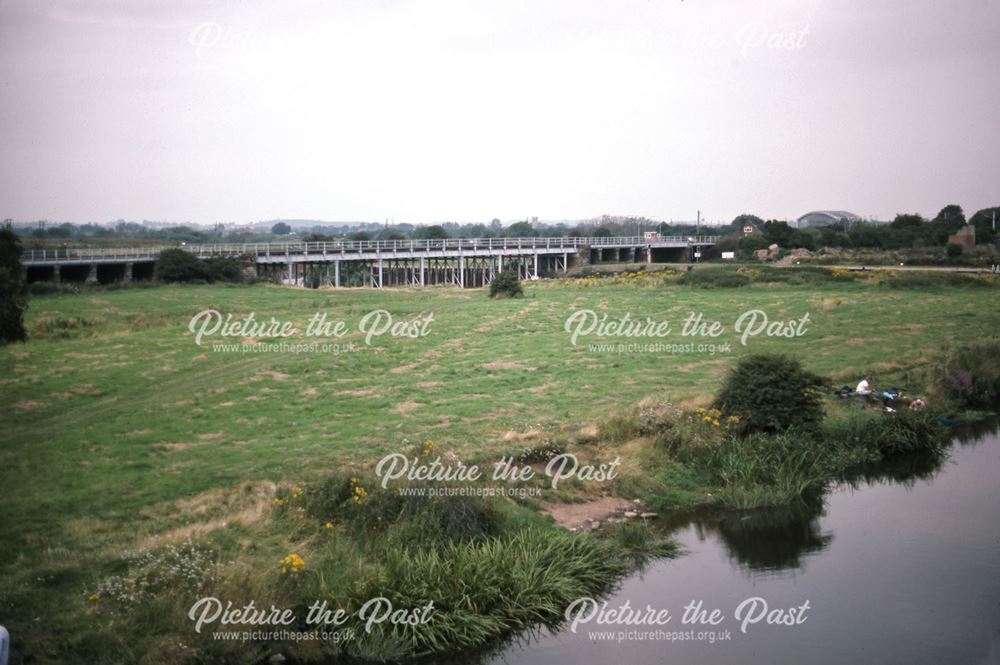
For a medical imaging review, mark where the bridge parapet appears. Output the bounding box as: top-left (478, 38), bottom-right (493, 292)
top-left (22, 235), bottom-right (718, 265)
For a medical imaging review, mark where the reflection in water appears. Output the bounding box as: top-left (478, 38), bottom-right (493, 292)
top-left (485, 420), bottom-right (1000, 665)
top-left (659, 493), bottom-right (831, 575)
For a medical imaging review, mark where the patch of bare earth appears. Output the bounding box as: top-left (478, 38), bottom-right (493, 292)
top-left (502, 427), bottom-right (544, 442)
top-left (136, 481), bottom-right (277, 549)
top-left (482, 361), bottom-right (535, 371)
top-left (541, 497), bottom-right (635, 531)
top-left (334, 388), bottom-right (376, 397)
top-left (251, 370), bottom-right (289, 381)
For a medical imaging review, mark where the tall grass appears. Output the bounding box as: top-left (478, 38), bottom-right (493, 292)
top-left (345, 529), bottom-right (626, 659)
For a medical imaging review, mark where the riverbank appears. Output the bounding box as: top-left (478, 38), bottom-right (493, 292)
top-left (2, 272), bottom-right (998, 663)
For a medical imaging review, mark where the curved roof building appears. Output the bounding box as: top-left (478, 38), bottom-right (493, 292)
top-left (796, 210), bottom-right (862, 229)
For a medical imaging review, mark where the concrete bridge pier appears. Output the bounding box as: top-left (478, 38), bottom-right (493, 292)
top-left (52, 264), bottom-right (61, 284)
top-left (86, 264), bottom-right (98, 284)
top-left (125, 262), bottom-right (133, 282)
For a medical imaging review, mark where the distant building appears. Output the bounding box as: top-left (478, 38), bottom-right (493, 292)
top-left (796, 210), bottom-right (863, 229)
top-left (947, 225), bottom-right (976, 248)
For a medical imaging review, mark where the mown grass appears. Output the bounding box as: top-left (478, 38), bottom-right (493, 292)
top-left (1, 271), bottom-right (999, 663)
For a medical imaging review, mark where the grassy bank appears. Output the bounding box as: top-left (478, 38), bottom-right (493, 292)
top-left (2, 268), bottom-right (999, 662)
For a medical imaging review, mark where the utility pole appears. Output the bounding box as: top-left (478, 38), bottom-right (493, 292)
top-left (696, 210), bottom-right (701, 235)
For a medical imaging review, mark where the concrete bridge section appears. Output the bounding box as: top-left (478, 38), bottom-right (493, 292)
top-left (21, 236), bottom-right (717, 288)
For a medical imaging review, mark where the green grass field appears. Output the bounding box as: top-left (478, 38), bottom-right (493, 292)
top-left (2, 272), bottom-right (998, 662)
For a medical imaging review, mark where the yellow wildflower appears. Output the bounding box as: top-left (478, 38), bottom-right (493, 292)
top-left (279, 553), bottom-right (305, 574)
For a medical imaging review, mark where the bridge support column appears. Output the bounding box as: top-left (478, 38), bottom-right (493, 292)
top-left (628, 247), bottom-right (636, 262)
top-left (533, 252), bottom-right (538, 278)
top-left (419, 257), bottom-right (425, 286)
top-left (377, 258), bottom-right (383, 288)
top-left (459, 255), bottom-right (465, 288)
top-left (53, 264), bottom-right (61, 284)
top-left (86, 263), bottom-right (98, 284)
top-left (287, 262), bottom-right (293, 284)
top-left (334, 261), bottom-right (340, 287)
top-left (596, 248), bottom-right (603, 263)
top-left (125, 262), bottom-right (133, 282)
top-left (498, 254), bottom-right (503, 273)
top-left (563, 252), bottom-right (569, 273)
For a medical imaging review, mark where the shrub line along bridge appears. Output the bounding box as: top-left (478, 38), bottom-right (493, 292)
top-left (21, 235), bottom-right (718, 288)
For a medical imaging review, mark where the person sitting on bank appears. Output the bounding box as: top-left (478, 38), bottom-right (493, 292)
top-left (855, 376), bottom-right (874, 405)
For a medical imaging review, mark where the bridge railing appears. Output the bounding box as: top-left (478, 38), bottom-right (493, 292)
top-left (23, 235), bottom-right (719, 262)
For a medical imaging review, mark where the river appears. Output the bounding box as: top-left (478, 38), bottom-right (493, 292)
top-left (486, 421), bottom-right (1000, 665)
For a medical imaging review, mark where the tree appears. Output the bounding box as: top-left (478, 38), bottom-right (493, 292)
top-left (731, 214), bottom-right (765, 231)
top-left (413, 225), bottom-right (450, 240)
top-left (933, 204), bottom-right (965, 225)
top-left (271, 222), bottom-right (292, 235)
top-left (593, 227), bottom-right (612, 238)
top-left (889, 213), bottom-right (924, 230)
top-left (0, 222), bottom-right (28, 344)
top-left (505, 221), bottom-right (536, 238)
top-left (968, 207), bottom-right (999, 244)
top-left (739, 235), bottom-right (770, 253)
top-left (927, 204), bottom-right (967, 245)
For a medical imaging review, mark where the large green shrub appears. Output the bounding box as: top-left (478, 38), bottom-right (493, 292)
top-left (0, 223), bottom-right (28, 344)
top-left (712, 354), bottom-right (827, 434)
top-left (489, 270), bottom-right (523, 298)
top-left (156, 248), bottom-right (208, 282)
top-left (156, 249), bottom-right (243, 283)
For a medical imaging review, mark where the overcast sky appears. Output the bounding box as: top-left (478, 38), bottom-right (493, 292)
top-left (1, 0), bottom-right (998, 226)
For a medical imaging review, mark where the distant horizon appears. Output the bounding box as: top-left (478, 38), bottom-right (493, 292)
top-left (3, 206), bottom-right (979, 230)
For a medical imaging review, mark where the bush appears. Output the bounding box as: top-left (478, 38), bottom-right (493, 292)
top-left (203, 257), bottom-right (243, 282)
top-left (156, 248), bottom-right (208, 282)
top-left (712, 354), bottom-right (827, 434)
top-left (946, 243), bottom-right (963, 257)
top-left (303, 472), bottom-right (504, 547)
top-left (926, 340), bottom-right (1000, 408)
top-left (489, 270), bottom-right (523, 298)
top-left (156, 249), bottom-right (243, 283)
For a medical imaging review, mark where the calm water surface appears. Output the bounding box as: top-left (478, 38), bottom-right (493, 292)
top-left (487, 423), bottom-right (1000, 665)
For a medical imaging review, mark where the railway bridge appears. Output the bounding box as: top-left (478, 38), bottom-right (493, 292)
top-left (21, 235), bottom-right (718, 288)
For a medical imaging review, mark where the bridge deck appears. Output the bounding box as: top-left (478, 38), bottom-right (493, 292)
top-left (21, 235), bottom-right (718, 266)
